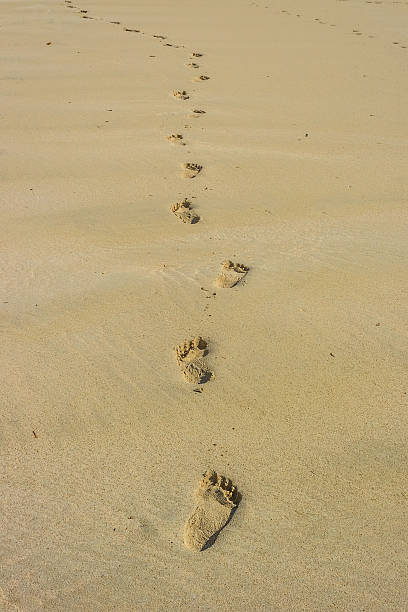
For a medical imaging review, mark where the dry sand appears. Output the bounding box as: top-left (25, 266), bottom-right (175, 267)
top-left (1, 0), bottom-right (408, 609)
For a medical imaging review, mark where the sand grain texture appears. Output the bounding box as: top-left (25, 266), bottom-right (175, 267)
top-left (1, 0), bottom-right (408, 610)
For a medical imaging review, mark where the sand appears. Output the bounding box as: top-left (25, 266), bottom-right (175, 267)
top-left (1, 0), bottom-right (408, 609)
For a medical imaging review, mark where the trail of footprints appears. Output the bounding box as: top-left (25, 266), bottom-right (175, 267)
top-left (276, 2), bottom-right (408, 48)
top-left (63, 0), bottom-right (243, 552)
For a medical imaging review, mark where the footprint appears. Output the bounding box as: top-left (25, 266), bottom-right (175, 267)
top-left (191, 52), bottom-right (203, 57)
top-left (153, 34), bottom-right (167, 39)
top-left (215, 260), bottom-right (249, 288)
top-left (184, 470), bottom-right (239, 551)
top-left (173, 90), bottom-right (190, 100)
top-left (167, 133), bottom-right (185, 146)
top-left (123, 27), bottom-right (140, 32)
top-left (110, 21), bottom-right (121, 24)
top-left (175, 337), bottom-right (212, 383)
top-left (170, 199), bottom-right (199, 223)
top-left (191, 109), bottom-right (206, 118)
top-left (187, 62), bottom-right (200, 69)
top-left (193, 75), bottom-right (210, 82)
top-left (183, 162), bottom-right (202, 178)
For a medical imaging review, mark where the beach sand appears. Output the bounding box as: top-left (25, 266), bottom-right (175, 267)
top-left (1, 0), bottom-right (408, 609)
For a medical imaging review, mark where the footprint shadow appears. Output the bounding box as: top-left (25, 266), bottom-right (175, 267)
top-left (201, 492), bottom-right (243, 551)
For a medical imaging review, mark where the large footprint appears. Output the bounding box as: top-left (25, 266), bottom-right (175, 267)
top-left (175, 337), bottom-right (212, 383)
top-left (184, 470), bottom-right (240, 551)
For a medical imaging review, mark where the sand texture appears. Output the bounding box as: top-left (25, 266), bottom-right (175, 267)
top-left (1, 0), bottom-right (408, 609)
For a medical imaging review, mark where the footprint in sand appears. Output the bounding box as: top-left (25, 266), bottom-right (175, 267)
top-left (191, 109), bottom-right (206, 118)
top-left (175, 337), bottom-right (212, 383)
top-left (167, 133), bottom-right (186, 146)
top-left (184, 470), bottom-right (240, 551)
top-left (153, 34), bottom-right (167, 39)
top-left (216, 260), bottom-right (249, 288)
top-left (123, 27), bottom-right (140, 32)
top-left (193, 75), bottom-right (210, 82)
top-left (187, 62), bottom-right (200, 69)
top-left (191, 52), bottom-right (203, 57)
top-left (170, 199), bottom-right (199, 223)
top-left (182, 163), bottom-right (202, 178)
top-left (173, 90), bottom-right (190, 100)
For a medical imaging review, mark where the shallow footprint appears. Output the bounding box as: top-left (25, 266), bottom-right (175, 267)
top-left (170, 199), bottom-right (199, 223)
top-left (187, 62), bottom-right (199, 69)
top-left (173, 90), bottom-right (190, 100)
top-left (167, 133), bottom-right (185, 146)
top-left (184, 470), bottom-right (239, 551)
top-left (191, 109), bottom-right (206, 118)
top-left (193, 75), bottom-right (210, 82)
top-left (175, 337), bottom-right (212, 383)
top-left (216, 260), bottom-right (249, 288)
top-left (183, 162), bottom-right (202, 178)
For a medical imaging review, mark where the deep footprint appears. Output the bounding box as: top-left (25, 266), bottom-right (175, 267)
top-left (175, 337), bottom-right (212, 383)
top-left (183, 162), bottom-right (202, 178)
top-left (216, 260), bottom-right (249, 288)
top-left (184, 470), bottom-right (240, 551)
top-left (170, 199), bottom-right (199, 224)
